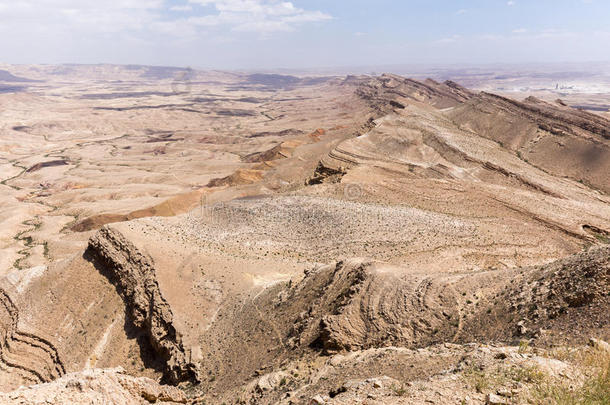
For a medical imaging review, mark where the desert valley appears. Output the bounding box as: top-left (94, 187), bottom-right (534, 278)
top-left (0, 64), bottom-right (608, 404)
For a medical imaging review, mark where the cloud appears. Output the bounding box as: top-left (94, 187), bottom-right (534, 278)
top-left (170, 5), bottom-right (193, 12)
top-left (0, 0), bottom-right (331, 38)
top-left (434, 35), bottom-right (461, 44)
top-left (0, 0), bottom-right (164, 34)
top-left (507, 1), bottom-right (515, 5)
top-left (185, 0), bottom-right (332, 33)
top-left (512, 28), bottom-right (527, 33)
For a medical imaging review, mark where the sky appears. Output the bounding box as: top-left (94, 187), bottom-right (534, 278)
top-left (0, 0), bottom-right (609, 69)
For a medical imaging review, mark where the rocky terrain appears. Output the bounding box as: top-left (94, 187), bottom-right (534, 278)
top-left (0, 66), bottom-right (609, 404)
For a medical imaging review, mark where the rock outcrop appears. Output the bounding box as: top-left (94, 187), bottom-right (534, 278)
top-left (351, 74), bottom-right (474, 113)
top-left (0, 288), bottom-right (65, 388)
top-left (0, 368), bottom-right (186, 404)
top-left (275, 247), bottom-right (610, 352)
top-left (449, 92), bottom-right (610, 192)
top-left (88, 227), bottom-right (199, 384)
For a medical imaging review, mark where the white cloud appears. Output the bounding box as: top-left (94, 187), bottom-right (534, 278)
top-left (170, 5), bottom-right (193, 12)
top-left (0, 0), bottom-right (331, 38)
top-left (0, 0), bottom-right (165, 34)
top-left (434, 35), bottom-right (461, 44)
top-left (512, 28), bottom-right (527, 33)
top-left (507, 1), bottom-right (515, 5)
top-left (186, 0), bottom-right (332, 33)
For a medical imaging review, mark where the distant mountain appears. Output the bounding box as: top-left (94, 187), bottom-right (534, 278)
top-left (0, 69), bottom-right (38, 82)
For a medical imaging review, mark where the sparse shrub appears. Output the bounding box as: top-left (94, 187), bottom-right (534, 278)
top-left (511, 365), bottom-right (544, 384)
top-left (594, 233), bottom-right (610, 245)
top-left (464, 363), bottom-right (544, 396)
top-left (391, 384), bottom-right (408, 396)
top-left (464, 366), bottom-right (490, 393)
top-left (518, 340), bottom-right (531, 354)
top-left (530, 347), bottom-right (610, 405)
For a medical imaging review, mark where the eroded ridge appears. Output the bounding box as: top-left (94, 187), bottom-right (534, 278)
top-left (0, 288), bottom-right (65, 387)
top-left (88, 226), bottom-right (199, 384)
top-left (273, 247), bottom-right (610, 354)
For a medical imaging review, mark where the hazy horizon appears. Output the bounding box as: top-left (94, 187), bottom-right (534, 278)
top-left (3, 60), bottom-right (610, 73)
top-left (2, 1), bottom-right (610, 69)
